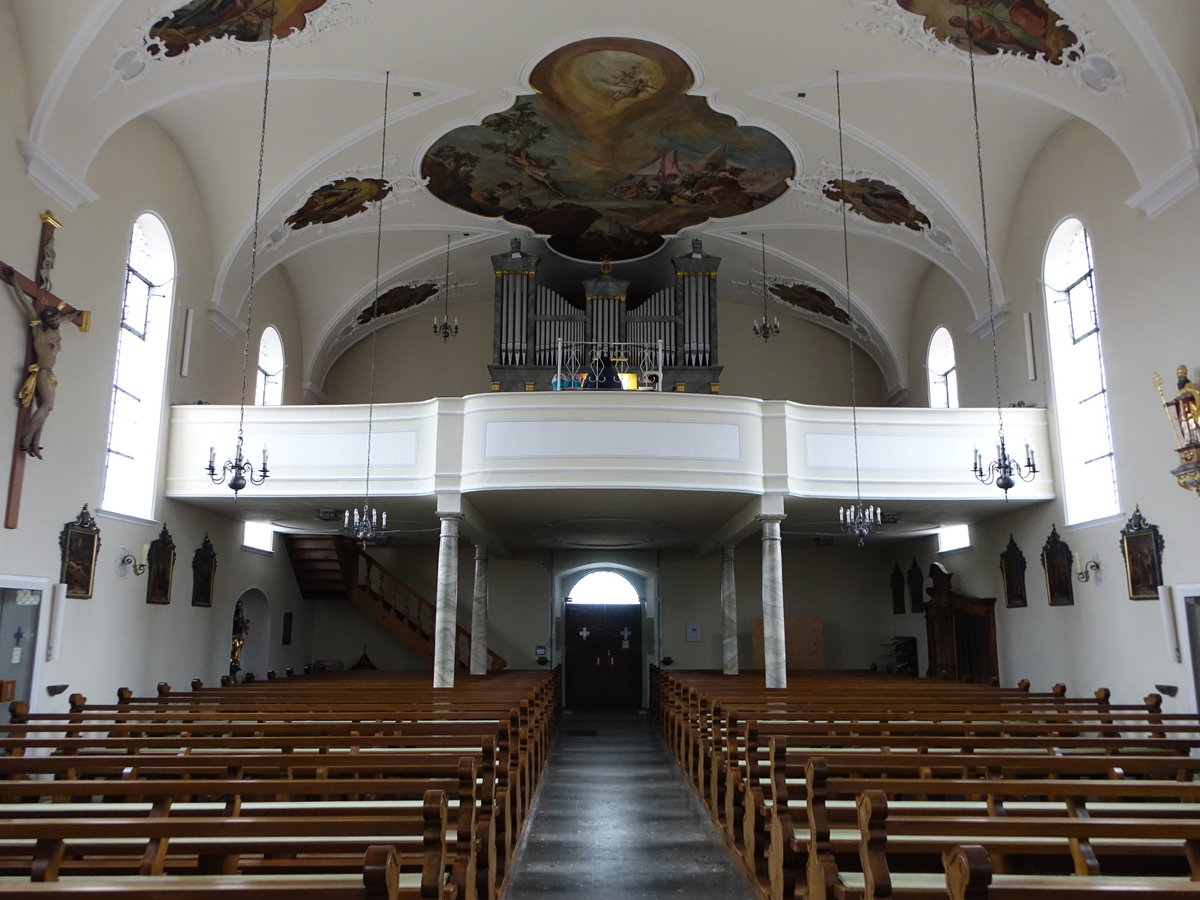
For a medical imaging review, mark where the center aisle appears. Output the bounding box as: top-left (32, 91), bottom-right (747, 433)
top-left (504, 710), bottom-right (757, 899)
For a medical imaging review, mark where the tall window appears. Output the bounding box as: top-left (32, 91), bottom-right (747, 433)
top-left (1043, 217), bottom-right (1118, 524)
top-left (255, 325), bottom-right (284, 405)
top-left (101, 214), bottom-right (175, 520)
top-left (926, 326), bottom-right (958, 408)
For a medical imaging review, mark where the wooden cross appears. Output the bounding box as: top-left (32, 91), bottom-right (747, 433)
top-left (3, 211), bottom-right (90, 529)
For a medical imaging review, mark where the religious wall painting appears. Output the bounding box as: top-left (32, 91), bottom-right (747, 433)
top-left (285, 178), bottom-right (391, 232)
top-left (146, 524), bottom-right (176, 606)
top-left (145, 0), bottom-right (332, 58)
top-left (907, 558), bottom-right (925, 613)
top-left (824, 177), bottom-right (932, 233)
top-left (999, 533), bottom-right (1027, 608)
top-left (59, 504), bottom-right (100, 600)
top-left (356, 283), bottom-right (440, 325)
top-left (1040, 524), bottom-right (1073, 606)
top-left (191, 534), bottom-right (217, 608)
top-left (770, 283), bottom-right (852, 325)
top-left (1119, 507), bottom-right (1164, 601)
top-left (890, 563), bottom-right (906, 615)
top-left (894, 0), bottom-right (1080, 66)
top-left (421, 38), bottom-right (795, 262)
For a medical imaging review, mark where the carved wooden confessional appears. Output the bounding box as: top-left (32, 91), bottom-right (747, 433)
top-left (923, 563), bottom-right (999, 684)
top-left (487, 238), bottom-right (723, 392)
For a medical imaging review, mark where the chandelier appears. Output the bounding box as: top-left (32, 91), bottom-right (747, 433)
top-left (206, 14), bottom-right (274, 496)
top-left (432, 234), bottom-right (459, 342)
top-left (751, 233), bottom-right (780, 341)
top-left (832, 70), bottom-right (884, 546)
top-left (963, 17), bottom-right (1036, 497)
top-left (344, 71), bottom-right (392, 545)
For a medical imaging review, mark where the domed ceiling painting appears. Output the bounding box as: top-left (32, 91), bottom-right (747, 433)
top-left (421, 38), bottom-right (795, 262)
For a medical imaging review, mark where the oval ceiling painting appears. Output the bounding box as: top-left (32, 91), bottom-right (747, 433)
top-left (146, 0), bottom-right (332, 58)
top-left (421, 38), bottom-right (795, 262)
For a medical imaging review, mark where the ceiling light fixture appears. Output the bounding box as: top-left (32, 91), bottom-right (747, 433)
top-left (751, 232), bottom-right (780, 342)
top-left (432, 234), bottom-right (459, 342)
top-left (345, 71), bottom-right (392, 546)
top-left (206, 13), bottom-right (275, 496)
top-left (833, 70), bottom-right (882, 546)
top-left (964, 19), bottom-right (1037, 496)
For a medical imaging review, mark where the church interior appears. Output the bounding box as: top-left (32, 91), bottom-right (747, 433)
top-left (2, 1), bottom-right (1200, 894)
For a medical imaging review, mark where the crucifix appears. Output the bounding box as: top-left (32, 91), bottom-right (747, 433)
top-left (3, 211), bottom-right (90, 529)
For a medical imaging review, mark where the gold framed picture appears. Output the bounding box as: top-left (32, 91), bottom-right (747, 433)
top-left (59, 504), bottom-right (101, 599)
top-left (146, 524), bottom-right (175, 605)
top-left (1120, 507), bottom-right (1164, 600)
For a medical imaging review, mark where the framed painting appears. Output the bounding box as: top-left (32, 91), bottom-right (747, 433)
top-left (191, 534), bottom-right (216, 608)
top-left (999, 534), bottom-right (1027, 608)
top-left (907, 559), bottom-right (924, 613)
top-left (1041, 524), bottom-right (1074, 607)
top-left (890, 563), bottom-right (905, 615)
top-left (59, 504), bottom-right (101, 599)
top-left (146, 524), bottom-right (175, 606)
top-left (1119, 506), bottom-right (1164, 600)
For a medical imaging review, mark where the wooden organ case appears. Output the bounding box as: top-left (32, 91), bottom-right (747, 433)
top-left (488, 238), bottom-right (723, 392)
top-left (923, 563), bottom-right (999, 684)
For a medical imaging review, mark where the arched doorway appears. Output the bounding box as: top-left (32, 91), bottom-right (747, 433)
top-left (564, 571), bottom-right (643, 710)
top-left (232, 589), bottom-right (271, 682)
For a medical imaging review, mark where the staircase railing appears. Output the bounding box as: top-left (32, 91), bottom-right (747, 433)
top-left (348, 540), bottom-right (507, 672)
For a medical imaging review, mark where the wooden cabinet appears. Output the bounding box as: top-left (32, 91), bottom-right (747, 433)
top-left (923, 564), bottom-right (998, 683)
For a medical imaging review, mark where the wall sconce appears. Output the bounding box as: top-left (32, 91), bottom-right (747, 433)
top-left (1074, 551), bottom-right (1102, 583)
top-left (117, 545), bottom-right (148, 577)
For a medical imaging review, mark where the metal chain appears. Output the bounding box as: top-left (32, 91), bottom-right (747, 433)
top-left (236, 16), bottom-right (275, 451)
top-left (364, 71), bottom-right (390, 507)
top-left (835, 70), bottom-right (863, 504)
top-left (966, 11), bottom-right (1006, 442)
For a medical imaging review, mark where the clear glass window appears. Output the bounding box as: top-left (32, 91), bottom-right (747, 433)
top-left (927, 327), bottom-right (958, 409)
top-left (1043, 218), bottom-right (1119, 524)
top-left (101, 214), bottom-right (175, 520)
top-left (255, 325), bottom-right (284, 406)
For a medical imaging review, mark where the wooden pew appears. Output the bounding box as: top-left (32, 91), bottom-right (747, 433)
top-left (0, 789), bottom-right (451, 898)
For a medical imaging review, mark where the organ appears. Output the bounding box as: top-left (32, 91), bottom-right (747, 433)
top-left (488, 238), bottom-right (723, 392)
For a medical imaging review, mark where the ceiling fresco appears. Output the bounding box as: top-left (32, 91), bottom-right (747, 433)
top-left (895, 0), bottom-right (1079, 65)
top-left (823, 177), bottom-right (932, 232)
top-left (145, 0), bottom-right (331, 57)
top-left (285, 177), bottom-right (391, 231)
top-left (355, 283), bottom-right (440, 326)
top-left (421, 38), bottom-right (795, 263)
top-left (770, 283), bottom-right (852, 325)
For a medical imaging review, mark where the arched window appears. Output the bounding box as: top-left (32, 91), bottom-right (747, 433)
top-left (255, 325), bottom-right (284, 406)
top-left (926, 326), bottom-right (958, 409)
top-left (566, 571), bottom-right (640, 605)
top-left (1042, 217), bottom-right (1118, 524)
top-left (101, 213), bottom-right (175, 520)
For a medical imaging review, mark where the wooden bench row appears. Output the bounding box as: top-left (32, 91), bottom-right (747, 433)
top-left (652, 668), bottom-right (1200, 900)
top-left (0, 669), bottom-right (561, 899)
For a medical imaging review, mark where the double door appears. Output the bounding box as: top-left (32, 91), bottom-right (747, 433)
top-left (564, 604), bottom-right (642, 710)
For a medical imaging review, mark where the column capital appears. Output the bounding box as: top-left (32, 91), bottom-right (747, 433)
top-left (756, 513), bottom-right (787, 525)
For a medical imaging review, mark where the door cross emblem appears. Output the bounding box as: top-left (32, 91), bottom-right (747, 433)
top-left (578, 627), bottom-right (590, 641)
top-left (619, 627), bottom-right (631, 641)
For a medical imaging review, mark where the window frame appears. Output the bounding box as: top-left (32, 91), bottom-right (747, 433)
top-left (926, 326), bottom-right (959, 409)
top-left (1041, 216), bottom-right (1119, 526)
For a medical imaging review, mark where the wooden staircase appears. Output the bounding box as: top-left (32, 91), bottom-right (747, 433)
top-left (282, 534), bottom-right (506, 672)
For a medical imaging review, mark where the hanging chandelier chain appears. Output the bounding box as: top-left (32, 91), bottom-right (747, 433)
top-left (967, 18), bottom-right (1006, 442)
top-left (236, 16), bottom-right (275, 449)
top-left (835, 70), bottom-right (863, 503)
top-left (363, 71), bottom-right (390, 506)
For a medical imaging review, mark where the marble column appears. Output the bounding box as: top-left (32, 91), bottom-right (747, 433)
top-left (469, 545), bottom-right (490, 676)
top-left (721, 546), bottom-right (739, 675)
top-left (759, 515), bottom-right (786, 689)
top-left (433, 514), bottom-right (462, 688)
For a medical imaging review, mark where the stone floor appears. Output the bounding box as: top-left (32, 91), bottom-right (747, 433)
top-left (503, 710), bottom-right (758, 899)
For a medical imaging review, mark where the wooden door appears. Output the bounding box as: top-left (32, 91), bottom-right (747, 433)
top-left (564, 604), bottom-right (642, 710)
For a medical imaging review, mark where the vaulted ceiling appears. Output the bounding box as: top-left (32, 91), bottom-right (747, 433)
top-left (10, 0), bottom-right (1200, 402)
